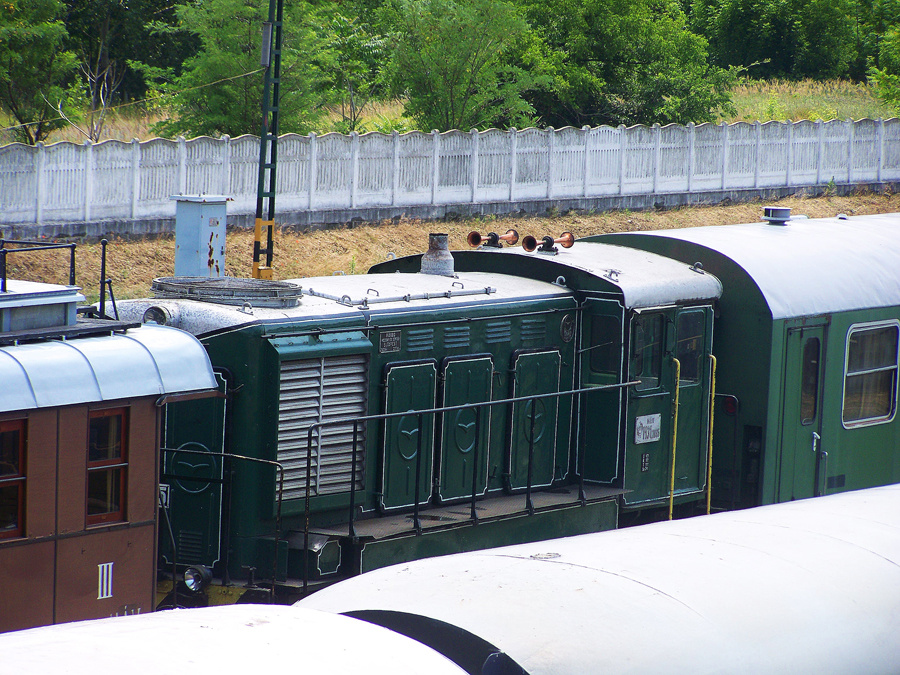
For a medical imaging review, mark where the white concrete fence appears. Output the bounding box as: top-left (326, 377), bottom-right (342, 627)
top-left (1, 119), bottom-right (898, 227)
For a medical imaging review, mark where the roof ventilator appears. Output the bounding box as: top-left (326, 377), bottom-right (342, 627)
top-left (762, 206), bottom-right (792, 226)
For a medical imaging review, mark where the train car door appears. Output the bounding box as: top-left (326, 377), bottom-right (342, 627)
top-left (579, 298), bottom-right (625, 483)
top-left (672, 307), bottom-right (714, 496)
top-left (780, 322), bottom-right (827, 500)
top-left (380, 360), bottom-right (437, 511)
top-left (623, 309), bottom-right (675, 505)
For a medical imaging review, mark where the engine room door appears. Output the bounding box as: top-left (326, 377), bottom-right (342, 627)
top-left (508, 350), bottom-right (561, 490)
top-left (380, 360), bottom-right (437, 511)
top-left (780, 323), bottom-right (827, 501)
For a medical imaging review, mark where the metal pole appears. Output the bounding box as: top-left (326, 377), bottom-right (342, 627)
top-left (526, 398), bottom-right (536, 516)
top-left (470, 406), bottom-right (481, 522)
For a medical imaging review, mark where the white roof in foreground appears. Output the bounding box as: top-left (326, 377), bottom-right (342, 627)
top-left (0, 324), bottom-right (216, 413)
top-left (0, 605), bottom-right (467, 675)
top-left (300, 484), bottom-right (900, 675)
top-left (625, 212), bottom-right (900, 319)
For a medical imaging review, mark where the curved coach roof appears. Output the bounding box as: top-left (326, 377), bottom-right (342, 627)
top-left (0, 323), bottom-right (217, 413)
top-left (599, 212), bottom-right (900, 319)
top-left (299, 484), bottom-right (900, 675)
top-left (0, 605), bottom-right (468, 675)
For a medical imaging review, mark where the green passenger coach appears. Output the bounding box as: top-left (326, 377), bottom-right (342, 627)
top-left (596, 211), bottom-right (900, 509)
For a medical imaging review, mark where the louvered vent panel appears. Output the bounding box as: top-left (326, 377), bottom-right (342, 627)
top-left (407, 328), bottom-right (435, 351)
top-left (521, 318), bottom-right (547, 343)
top-left (444, 326), bottom-right (471, 349)
top-left (486, 320), bottom-right (512, 344)
top-left (277, 354), bottom-right (368, 500)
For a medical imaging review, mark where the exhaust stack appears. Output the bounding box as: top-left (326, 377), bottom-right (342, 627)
top-left (420, 233), bottom-right (456, 277)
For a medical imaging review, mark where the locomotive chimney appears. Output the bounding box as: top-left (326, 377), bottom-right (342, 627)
top-left (420, 233), bottom-right (456, 277)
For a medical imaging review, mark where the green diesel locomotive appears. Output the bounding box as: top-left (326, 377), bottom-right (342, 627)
top-left (113, 209), bottom-right (899, 606)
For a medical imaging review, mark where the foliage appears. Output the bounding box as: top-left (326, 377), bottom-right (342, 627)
top-left (319, 13), bottom-right (386, 133)
top-left (869, 27), bottom-right (900, 114)
top-left (154, 0), bottom-right (332, 138)
top-left (0, 0), bottom-right (78, 144)
top-left (380, 0), bottom-right (543, 131)
top-left (518, 0), bottom-right (737, 127)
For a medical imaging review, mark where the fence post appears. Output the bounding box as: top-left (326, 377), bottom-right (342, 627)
top-left (508, 128), bottom-right (517, 202)
top-left (754, 122), bottom-right (762, 188)
top-left (786, 121), bottom-right (793, 187)
top-left (687, 123), bottom-right (695, 193)
top-left (582, 126), bottom-right (591, 198)
top-left (653, 123), bottom-right (661, 194)
top-left (222, 135), bottom-right (231, 195)
top-left (816, 120), bottom-right (824, 186)
top-left (83, 140), bottom-right (93, 223)
top-left (35, 142), bottom-right (45, 224)
top-left (131, 138), bottom-right (140, 219)
top-left (431, 129), bottom-right (440, 205)
top-left (546, 127), bottom-right (555, 200)
top-left (877, 118), bottom-right (884, 184)
top-left (470, 128), bottom-right (479, 203)
top-left (846, 119), bottom-right (854, 184)
top-left (308, 132), bottom-right (317, 210)
top-left (350, 131), bottom-right (359, 209)
top-left (618, 124), bottom-right (627, 195)
top-left (720, 122), bottom-right (728, 191)
top-left (391, 130), bottom-right (400, 206)
top-left (177, 136), bottom-right (187, 195)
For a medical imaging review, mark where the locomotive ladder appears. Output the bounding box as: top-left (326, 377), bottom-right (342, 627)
top-left (252, 0), bottom-right (284, 279)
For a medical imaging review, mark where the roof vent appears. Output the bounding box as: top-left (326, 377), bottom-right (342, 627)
top-left (150, 277), bottom-right (302, 308)
top-left (420, 233), bottom-right (456, 277)
top-left (762, 206), bottom-right (792, 225)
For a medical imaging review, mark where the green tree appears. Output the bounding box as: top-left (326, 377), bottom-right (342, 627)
top-left (519, 0), bottom-right (736, 127)
top-left (0, 0), bottom-right (77, 144)
top-left (320, 13), bottom-right (386, 132)
top-left (381, 0), bottom-right (543, 131)
top-left (155, 0), bottom-right (331, 138)
top-left (870, 26), bottom-right (900, 113)
top-left (689, 0), bottom-right (856, 79)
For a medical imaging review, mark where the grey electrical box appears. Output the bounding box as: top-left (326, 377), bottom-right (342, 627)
top-left (171, 195), bottom-right (231, 277)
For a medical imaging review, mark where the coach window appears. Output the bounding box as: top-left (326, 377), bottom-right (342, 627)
top-left (676, 311), bottom-right (705, 384)
top-left (842, 321), bottom-right (899, 427)
top-left (589, 315), bottom-right (621, 377)
top-left (0, 420), bottom-right (26, 540)
top-left (632, 313), bottom-right (663, 391)
top-left (800, 338), bottom-right (820, 424)
top-left (87, 408), bottom-right (128, 525)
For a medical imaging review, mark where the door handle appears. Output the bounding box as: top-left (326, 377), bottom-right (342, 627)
top-left (811, 431), bottom-right (821, 454)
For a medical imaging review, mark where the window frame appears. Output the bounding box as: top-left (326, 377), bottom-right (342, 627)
top-left (0, 419), bottom-right (26, 540)
top-left (841, 320), bottom-right (899, 429)
top-left (86, 407), bottom-right (128, 526)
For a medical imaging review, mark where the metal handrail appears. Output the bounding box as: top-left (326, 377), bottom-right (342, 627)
top-left (0, 240), bottom-right (76, 292)
top-left (301, 379), bottom-right (640, 593)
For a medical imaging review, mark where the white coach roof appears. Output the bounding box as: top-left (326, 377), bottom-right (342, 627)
top-left (300, 484), bottom-right (900, 675)
top-left (618, 212), bottom-right (900, 319)
top-left (0, 323), bottom-right (216, 413)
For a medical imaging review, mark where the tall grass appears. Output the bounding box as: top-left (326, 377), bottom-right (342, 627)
top-left (725, 78), bottom-right (894, 123)
top-left (2, 79), bottom-right (895, 146)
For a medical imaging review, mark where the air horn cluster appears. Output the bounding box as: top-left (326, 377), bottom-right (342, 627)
top-left (467, 228), bottom-right (574, 254)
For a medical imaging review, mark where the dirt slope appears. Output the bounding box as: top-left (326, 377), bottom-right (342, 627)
top-left (6, 191), bottom-right (898, 301)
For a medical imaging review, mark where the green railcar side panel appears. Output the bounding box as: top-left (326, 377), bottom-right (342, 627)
top-left (160, 372), bottom-right (227, 568)
top-left (508, 350), bottom-right (561, 490)
top-left (380, 361), bottom-right (437, 510)
top-left (438, 356), bottom-right (493, 502)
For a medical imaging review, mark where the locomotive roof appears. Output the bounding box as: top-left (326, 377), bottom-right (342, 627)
top-left (600, 212), bottom-right (900, 319)
top-left (0, 323), bottom-right (217, 413)
top-left (114, 271), bottom-right (573, 336)
top-left (378, 242), bottom-right (724, 308)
